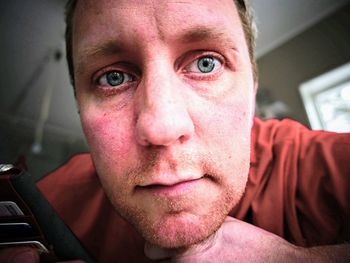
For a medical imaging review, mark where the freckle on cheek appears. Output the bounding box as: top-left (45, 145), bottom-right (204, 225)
top-left (83, 115), bottom-right (131, 156)
top-left (83, 116), bottom-right (109, 140)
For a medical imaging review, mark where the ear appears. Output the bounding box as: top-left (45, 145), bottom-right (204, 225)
top-left (253, 81), bottom-right (258, 96)
top-left (251, 81), bottom-right (258, 127)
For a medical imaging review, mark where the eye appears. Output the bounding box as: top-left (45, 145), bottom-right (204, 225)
top-left (97, 70), bottom-right (133, 87)
top-left (186, 56), bottom-right (222, 74)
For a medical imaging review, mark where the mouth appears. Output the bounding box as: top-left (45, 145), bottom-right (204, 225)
top-left (136, 177), bottom-right (206, 197)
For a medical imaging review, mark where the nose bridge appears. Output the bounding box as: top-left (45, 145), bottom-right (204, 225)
top-left (145, 60), bottom-right (180, 114)
top-left (135, 58), bottom-right (194, 146)
top-left (142, 57), bottom-right (169, 104)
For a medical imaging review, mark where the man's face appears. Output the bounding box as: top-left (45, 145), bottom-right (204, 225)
top-left (73, 0), bottom-right (256, 248)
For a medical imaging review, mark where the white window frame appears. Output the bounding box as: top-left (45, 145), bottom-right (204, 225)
top-left (299, 62), bottom-right (350, 131)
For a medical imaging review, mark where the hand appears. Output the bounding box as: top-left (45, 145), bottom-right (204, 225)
top-left (145, 216), bottom-right (310, 262)
top-left (0, 247), bottom-right (39, 263)
top-left (0, 247), bottom-right (85, 263)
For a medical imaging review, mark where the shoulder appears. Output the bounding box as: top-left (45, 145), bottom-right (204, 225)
top-left (36, 153), bottom-right (149, 262)
top-left (37, 152), bottom-right (95, 188)
top-left (252, 117), bottom-right (350, 164)
top-left (251, 117), bottom-right (350, 203)
top-left (249, 117), bottom-right (350, 245)
top-left (36, 152), bottom-right (102, 223)
top-left (252, 116), bottom-right (350, 143)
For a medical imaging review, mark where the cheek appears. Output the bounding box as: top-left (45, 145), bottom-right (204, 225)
top-left (198, 89), bottom-right (254, 144)
top-left (80, 108), bottom-right (133, 161)
top-left (192, 72), bottom-right (255, 137)
top-left (196, 87), bottom-right (253, 182)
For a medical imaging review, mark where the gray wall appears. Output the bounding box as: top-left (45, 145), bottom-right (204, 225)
top-left (0, 0), bottom-right (87, 179)
top-left (257, 3), bottom-right (350, 126)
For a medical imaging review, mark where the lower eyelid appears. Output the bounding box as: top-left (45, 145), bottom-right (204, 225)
top-left (191, 72), bottom-right (221, 79)
top-left (183, 68), bottom-right (224, 82)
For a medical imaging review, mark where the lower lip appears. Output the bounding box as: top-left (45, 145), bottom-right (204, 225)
top-left (137, 178), bottom-right (204, 197)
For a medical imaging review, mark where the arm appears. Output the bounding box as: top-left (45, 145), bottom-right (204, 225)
top-left (307, 245), bottom-right (350, 263)
top-left (0, 247), bottom-right (39, 263)
top-left (0, 248), bottom-right (85, 263)
top-left (145, 217), bottom-right (350, 262)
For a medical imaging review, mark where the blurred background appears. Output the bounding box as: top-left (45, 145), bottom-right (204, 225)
top-left (1, 0), bottom-right (350, 179)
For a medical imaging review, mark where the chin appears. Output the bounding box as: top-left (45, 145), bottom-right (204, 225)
top-left (105, 181), bottom-right (248, 250)
top-left (121, 188), bottom-right (241, 249)
top-left (135, 211), bottom-right (225, 248)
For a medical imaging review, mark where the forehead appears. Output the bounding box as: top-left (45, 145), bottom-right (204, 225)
top-left (74, 0), bottom-right (239, 25)
top-left (73, 0), bottom-right (244, 47)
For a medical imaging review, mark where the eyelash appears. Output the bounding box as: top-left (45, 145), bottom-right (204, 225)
top-left (182, 52), bottom-right (224, 79)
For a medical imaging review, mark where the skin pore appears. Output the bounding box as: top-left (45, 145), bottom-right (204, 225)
top-left (73, 0), bottom-right (256, 249)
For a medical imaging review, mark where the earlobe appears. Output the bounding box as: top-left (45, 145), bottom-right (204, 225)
top-left (253, 81), bottom-right (258, 95)
top-left (74, 98), bottom-right (81, 115)
top-left (251, 82), bottom-right (258, 127)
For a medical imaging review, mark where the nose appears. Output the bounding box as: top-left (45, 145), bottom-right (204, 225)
top-left (135, 70), bottom-right (194, 147)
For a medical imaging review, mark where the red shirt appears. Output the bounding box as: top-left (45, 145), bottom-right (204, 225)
top-left (37, 118), bottom-right (350, 262)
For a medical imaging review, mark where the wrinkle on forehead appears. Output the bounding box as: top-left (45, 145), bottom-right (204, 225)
top-left (149, 0), bottom-right (207, 41)
top-left (74, 0), bottom-right (240, 41)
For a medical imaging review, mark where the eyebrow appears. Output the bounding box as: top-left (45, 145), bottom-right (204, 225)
top-left (180, 26), bottom-right (231, 44)
top-left (75, 26), bottom-right (237, 75)
top-left (75, 41), bottom-right (126, 76)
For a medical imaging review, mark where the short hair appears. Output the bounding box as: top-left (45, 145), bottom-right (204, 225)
top-left (65, 0), bottom-right (257, 86)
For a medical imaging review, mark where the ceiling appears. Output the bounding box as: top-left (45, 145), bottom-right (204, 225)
top-left (0, 0), bottom-right (349, 141)
top-left (252, 0), bottom-right (350, 57)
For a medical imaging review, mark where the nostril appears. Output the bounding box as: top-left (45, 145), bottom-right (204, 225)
top-left (136, 135), bottom-right (152, 147)
top-left (179, 134), bottom-right (190, 143)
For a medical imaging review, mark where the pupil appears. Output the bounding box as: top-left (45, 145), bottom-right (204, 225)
top-left (107, 71), bottom-right (124, 86)
top-left (198, 57), bottom-right (215, 73)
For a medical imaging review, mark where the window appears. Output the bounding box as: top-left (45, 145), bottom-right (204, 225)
top-left (299, 62), bottom-right (350, 132)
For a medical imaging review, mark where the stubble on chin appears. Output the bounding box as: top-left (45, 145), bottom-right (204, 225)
top-left (103, 171), bottom-right (247, 249)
